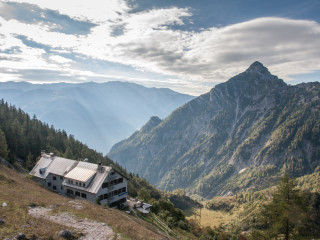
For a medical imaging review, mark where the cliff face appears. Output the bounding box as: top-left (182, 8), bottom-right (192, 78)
top-left (109, 62), bottom-right (320, 198)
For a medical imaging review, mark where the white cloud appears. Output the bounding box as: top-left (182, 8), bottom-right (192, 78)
top-left (1, 0), bottom-right (320, 95)
top-left (77, 16), bottom-right (320, 90)
top-left (125, 7), bottom-right (191, 31)
top-left (106, 16), bottom-right (320, 86)
top-left (3, 0), bottom-right (130, 23)
top-left (0, 17), bottom-right (79, 49)
top-left (49, 55), bottom-right (72, 64)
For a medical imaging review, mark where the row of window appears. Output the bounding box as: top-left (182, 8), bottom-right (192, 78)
top-left (101, 178), bottom-right (124, 189)
top-left (98, 187), bottom-right (126, 200)
top-left (109, 197), bottom-right (126, 208)
top-left (67, 179), bottom-right (86, 188)
top-left (52, 176), bottom-right (63, 181)
top-left (67, 189), bottom-right (87, 199)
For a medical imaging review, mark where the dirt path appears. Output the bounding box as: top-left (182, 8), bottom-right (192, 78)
top-left (28, 206), bottom-right (116, 240)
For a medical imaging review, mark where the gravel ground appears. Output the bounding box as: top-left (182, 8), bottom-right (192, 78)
top-left (28, 206), bottom-right (116, 240)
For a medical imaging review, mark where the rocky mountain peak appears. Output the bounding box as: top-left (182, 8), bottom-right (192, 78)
top-left (244, 61), bottom-right (273, 79)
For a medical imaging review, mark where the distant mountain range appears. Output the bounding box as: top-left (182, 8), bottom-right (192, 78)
top-left (108, 62), bottom-right (320, 199)
top-left (0, 81), bottom-right (193, 153)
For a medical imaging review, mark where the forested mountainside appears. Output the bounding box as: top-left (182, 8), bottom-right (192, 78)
top-left (0, 100), bottom-right (161, 199)
top-left (0, 81), bottom-right (193, 153)
top-left (109, 62), bottom-right (320, 199)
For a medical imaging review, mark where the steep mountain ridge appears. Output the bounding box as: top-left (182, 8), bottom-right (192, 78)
top-left (109, 62), bottom-right (320, 198)
top-left (0, 81), bottom-right (193, 153)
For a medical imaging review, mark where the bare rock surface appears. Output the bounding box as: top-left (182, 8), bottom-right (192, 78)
top-left (28, 206), bottom-right (115, 240)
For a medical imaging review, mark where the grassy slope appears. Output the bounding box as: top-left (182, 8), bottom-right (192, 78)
top-left (0, 164), bottom-right (171, 240)
top-left (186, 170), bottom-right (320, 231)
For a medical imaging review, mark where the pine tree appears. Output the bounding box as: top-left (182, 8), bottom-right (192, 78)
top-left (0, 128), bottom-right (8, 159)
top-left (261, 174), bottom-right (308, 240)
top-left (25, 152), bottom-right (34, 170)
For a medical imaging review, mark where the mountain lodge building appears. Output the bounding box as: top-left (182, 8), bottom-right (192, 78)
top-left (29, 152), bottom-right (128, 208)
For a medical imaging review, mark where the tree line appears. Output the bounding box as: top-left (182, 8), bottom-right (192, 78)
top-left (0, 99), bottom-right (113, 168)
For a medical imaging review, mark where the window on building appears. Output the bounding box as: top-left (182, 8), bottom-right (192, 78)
top-left (75, 191), bottom-right (80, 197)
top-left (53, 186), bottom-right (56, 190)
top-left (81, 193), bottom-right (87, 199)
top-left (121, 187), bottom-right (126, 193)
top-left (83, 183), bottom-right (85, 187)
top-left (118, 178), bottom-right (123, 183)
top-left (61, 186), bottom-right (63, 190)
top-left (53, 176), bottom-right (56, 180)
top-left (102, 182), bottom-right (109, 189)
top-left (67, 189), bottom-right (74, 195)
top-left (103, 193), bottom-right (108, 199)
top-left (60, 176), bottom-right (63, 180)
top-left (76, 181), bottom-right (78, 185)
top-left (48, 182), bottom-right (51, 187)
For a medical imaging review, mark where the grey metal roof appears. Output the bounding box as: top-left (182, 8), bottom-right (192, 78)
top-left (63, 161), bottom-right (99, 183)
top-left (143, 203), bottom-right (152, 210)
top-left (30, 155), bottom-right (77, 178)
top-left (137, 207), bottom-right (150, 214)
top-left (46, 156), bottom-right (77, 177)
top-left (63, 166), bottom-right (111, 194)
top-left (87, 166), bottom-right (111, 194)
top-left (29, 155), bottom-right (53, 179)
top-left (64, 167), bottom-right (96, 182)
top-left (77, 161), bottom-right (98, 171)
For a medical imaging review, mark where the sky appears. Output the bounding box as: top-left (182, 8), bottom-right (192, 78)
top-left (0, 0), bottom-right (320, 95)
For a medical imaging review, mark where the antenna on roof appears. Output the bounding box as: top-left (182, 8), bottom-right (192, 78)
top-left (49, 153), bottom-right (55, 159)
top-left (84, 158), bottom-right (88, 162)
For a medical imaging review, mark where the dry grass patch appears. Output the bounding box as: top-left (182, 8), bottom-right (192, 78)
top-left (186, 197), bottom-right (238, 229)
top-left (52, 201), bottom-right (169, 240)
top-left (0, 168), bottom-right (77, 239)
top-left (186, 207), bottom-right (233, 228)
top-left (0, 165), bottom-right (170, 240)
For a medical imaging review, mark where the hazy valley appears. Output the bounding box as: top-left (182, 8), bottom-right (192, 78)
top-left (0, 81), bottom-right (193, 153)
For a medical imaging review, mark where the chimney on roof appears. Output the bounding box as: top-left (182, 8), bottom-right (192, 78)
top-left (49, 152), bottom-right (55, 159)
top-left (41, 150), bottom-right (45, 157)
top-left (98, 162), bottom-right (103, 172)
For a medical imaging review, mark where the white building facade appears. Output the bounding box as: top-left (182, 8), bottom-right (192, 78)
top-left (30, 153), bottom-right (128, 208)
